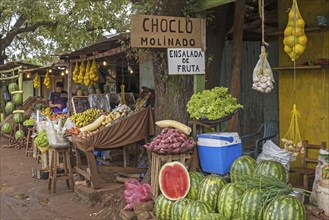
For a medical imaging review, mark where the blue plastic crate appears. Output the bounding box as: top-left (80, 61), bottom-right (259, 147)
top-left (197, 132), bottom-right (242, 174)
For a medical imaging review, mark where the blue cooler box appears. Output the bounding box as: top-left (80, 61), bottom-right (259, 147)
top-left (197, 132), bottom-right (242, 174)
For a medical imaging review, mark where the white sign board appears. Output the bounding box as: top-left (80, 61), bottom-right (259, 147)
top-left (167, 48), bottom-right (205, 75)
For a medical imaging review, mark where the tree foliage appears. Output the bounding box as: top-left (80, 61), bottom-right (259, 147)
top-left (0, 0), bottom-right (132, 64)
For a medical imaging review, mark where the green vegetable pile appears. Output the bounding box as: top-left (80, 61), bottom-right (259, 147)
top-left (187, 87), bottom-right (243, 120)
top-left (23, 117), bottom-right (34, 126)
top-left (34, 130), bottom-right (49, 153)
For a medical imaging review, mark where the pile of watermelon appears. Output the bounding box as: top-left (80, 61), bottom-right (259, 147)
top-left (154, 157), bottom-right (305, 220)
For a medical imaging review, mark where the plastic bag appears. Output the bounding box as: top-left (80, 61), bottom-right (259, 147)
top-left (45, 122), bottom-right (70, 148)
top-left (123, 178), bottom-right (151, 210)
top-left (257, 140), bottom-right (295, 182)
top-left (252, 46), bottom-right (275, 93)
top-left (88, 94), bottom-right (111, 112)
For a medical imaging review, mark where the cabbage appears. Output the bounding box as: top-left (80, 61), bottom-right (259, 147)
top-left (187, 87), bottom-right (243, 120)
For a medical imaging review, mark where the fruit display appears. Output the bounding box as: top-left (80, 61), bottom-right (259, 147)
top-left (181, 200), bottom-right (212, 220)
top-left (159, 161), bottom-right (190, 201)
top-left (240, 188), bottom-right (267, 220)
top-left (80, 115), bottom-right (105, 132)
top-left (33, 72), bottom-right (41, 88)
top-left (5, 102), bottom-right (15, 115)
top-left (48, 113), bottom-right (68, 121)
top-left (155, 120), bottom-right (191, 135)
top-left (197, 175), bottom-right (226, 212)
top-left (41, 107), bottom-right (52, 116)
top-left (44, 70), bottom-right (51, 89)
top-left (283, 0), bottom-right (307, 61)
top-left (230, 156), bottom-right (257, 183)
top-left (171, 198), bottom-right (191, 220)
top-left (69, 108), bottom-right (103, 127)
top-left (144, 128), bottom-right (196, 154)
top-left (1, 122), bottom-right (12, 134)
top-left (187, 87), bottom-right (243, 120)
top-left (67, 127), bottom-right (80, 135)
top-left (254, 160), bottom-right (287, 182)
top-left (102, 111), bottom-right (125, 127)
top-left (13, 112), bottom-right (24, 123)
top-left (263, 195), bottom-right (305, 220)
top-left (186, 171), bottom-right (205, 200)
top-left (15, 130), bottom-right (25, 140)
top-left (8, 82), bottom-right (19, 93)
top-left (12, 91), bottom-right (23, 105)
top-left (90, 59), bottom-right (99, 82)
top-left (217, 183), bottom-right (245, 219)
top-left (155, 194), bottom-right (174, 220)
top-left (23, 117), bottom-right (35, 126)
top-left (203, 213), bottom-right (223, 220)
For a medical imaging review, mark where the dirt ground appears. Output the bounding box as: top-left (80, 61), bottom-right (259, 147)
top-left (0, 137), bottom-right (104, 220)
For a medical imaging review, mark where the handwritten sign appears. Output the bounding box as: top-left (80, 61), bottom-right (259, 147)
top-left (131, 14), bottom-right (203, 48)
top-left (72, 96), bottom-right (90, 114)
top-left (167, 48), bottom-right (205, 75)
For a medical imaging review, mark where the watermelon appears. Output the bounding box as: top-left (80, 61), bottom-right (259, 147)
top-left (14, 112), bottom-right (24, 123)
top-left (230, 156), bottom-right (257, 183)
top-left (240, 188), bottom-right (267, 220)
top-left (264, 195), bottom-right (305, 220)
top-left (203, 213), bottom-right (223, 220)
top-left (198, 175), bottom-right (226, 212)
top-left (181, 200), bottom-right (212, 220)
top-left (8, 83), bottom-right (19, 93)
top-left (186, 171), bottom-right (205, 200)
top-left (159, 161), bottom-right (190, 201)
top-left (15, 130), bottom-right (25, 140)
top-left (217, 183), bottom-right (245, 219)
top-left (13, 93), bottom-right (23, 105)
top-left (5, 102), bottom-right (15, 115)
top-left (155, 194), bottom-right (174, 220)
top-left (171, 198), bottom-right (191, 220)
top-left (254, 160), bottom-right (286, 182)
top-left (1, 122), bottom-right (12, 134)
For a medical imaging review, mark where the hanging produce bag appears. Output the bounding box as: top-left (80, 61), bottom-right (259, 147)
top-left (252, 46), bottom-right (275, 93)
top-left (281, 104), bottom-right (303, 157)
top-left (283, 0), bottom-right (307, 61)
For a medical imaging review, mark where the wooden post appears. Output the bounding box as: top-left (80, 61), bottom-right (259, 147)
top-left (228, 0), bottom-right (245, 131)
top-left (67, 61), bottom-right (73, 117)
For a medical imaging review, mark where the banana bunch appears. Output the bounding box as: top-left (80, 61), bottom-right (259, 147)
top-left (44, 70), bottom-right (51, 89)
top-left (84, 60), bottom-right (92, 86)
top-left (78, 61), bottom-right (85, 84)
top-left (33, 72), bottom-right (40, 88)
top-left (69, 108), bottom-right (103, 127)
top-left (72, 62), bottom-right (79, 83)
top-left (41, 107), bottom-right (52, 116)
top-left (283, 0), bottom-right (307, 61)
top-left (89, 59), bottom-right (99, 82)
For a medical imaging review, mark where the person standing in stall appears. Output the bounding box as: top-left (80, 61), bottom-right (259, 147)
top-left (49, 82), bottom-right (68, 114)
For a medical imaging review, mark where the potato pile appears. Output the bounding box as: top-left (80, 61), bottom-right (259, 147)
top-left (281, 138), bottom-right (304, 157)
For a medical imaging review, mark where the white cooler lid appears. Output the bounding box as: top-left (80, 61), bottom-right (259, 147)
top-left (197, 132), bottom-right (241, 147)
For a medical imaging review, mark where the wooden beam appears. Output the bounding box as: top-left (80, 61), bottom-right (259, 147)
top-left (68, 47), bottom-right (125, 63)
top-left (0, 66), bottom-right (22, 74)
top-left (229, 0), bottom-right (245, 131)
top-left (193, 0), bottom-right (236, 12)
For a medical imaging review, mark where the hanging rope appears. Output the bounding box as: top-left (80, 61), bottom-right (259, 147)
top-left (259, 0), bottom-right (269, 47)
top-left (293, 0), bottom-right (297, 103)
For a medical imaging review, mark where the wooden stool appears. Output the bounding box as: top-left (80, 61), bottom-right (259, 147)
top-left (25, 127), bottom-right (35, 156)
top-left (151, 152), bottom-right (191, 198)
top-left (48, 146), bottom-right (74, 193)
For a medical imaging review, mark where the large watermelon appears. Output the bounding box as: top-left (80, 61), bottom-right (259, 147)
top-left (15, 130), bottom-right (25, 140)
top-left (181, 200), bottom-right (212, 220)
top-left (198, 175), bottom-right (226, 212)
top-left (264, 195), bottom-right (305, 220)
top-left (159, 161), bottom-right (190, 201)
top-left (171, 198), bottom-right (191, 220)
top-left (254, 160), bottom-right (286, 182)
top-left (155, 194), bottom-right (174, 220)
top-left (240, 188), bottom-right (267, 220)
top-left (217, 183), bottom-right (245, 219)
top-left (8, 83), bottom-right (19, 93)
top-left (186, 171), bottom-right (205, 200)
top-left (1, 122), bottom-right (12, 134)
top-left (14, 112), bottom-right (24, 123)
top-left (203, 213), bottom-right (223, 220)
top-left (13, 93), bottom-right (23, 105)
top-left (5, 102), bottom-right (15, 115)
top-left (230, 156), bottom-right (257, 183)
